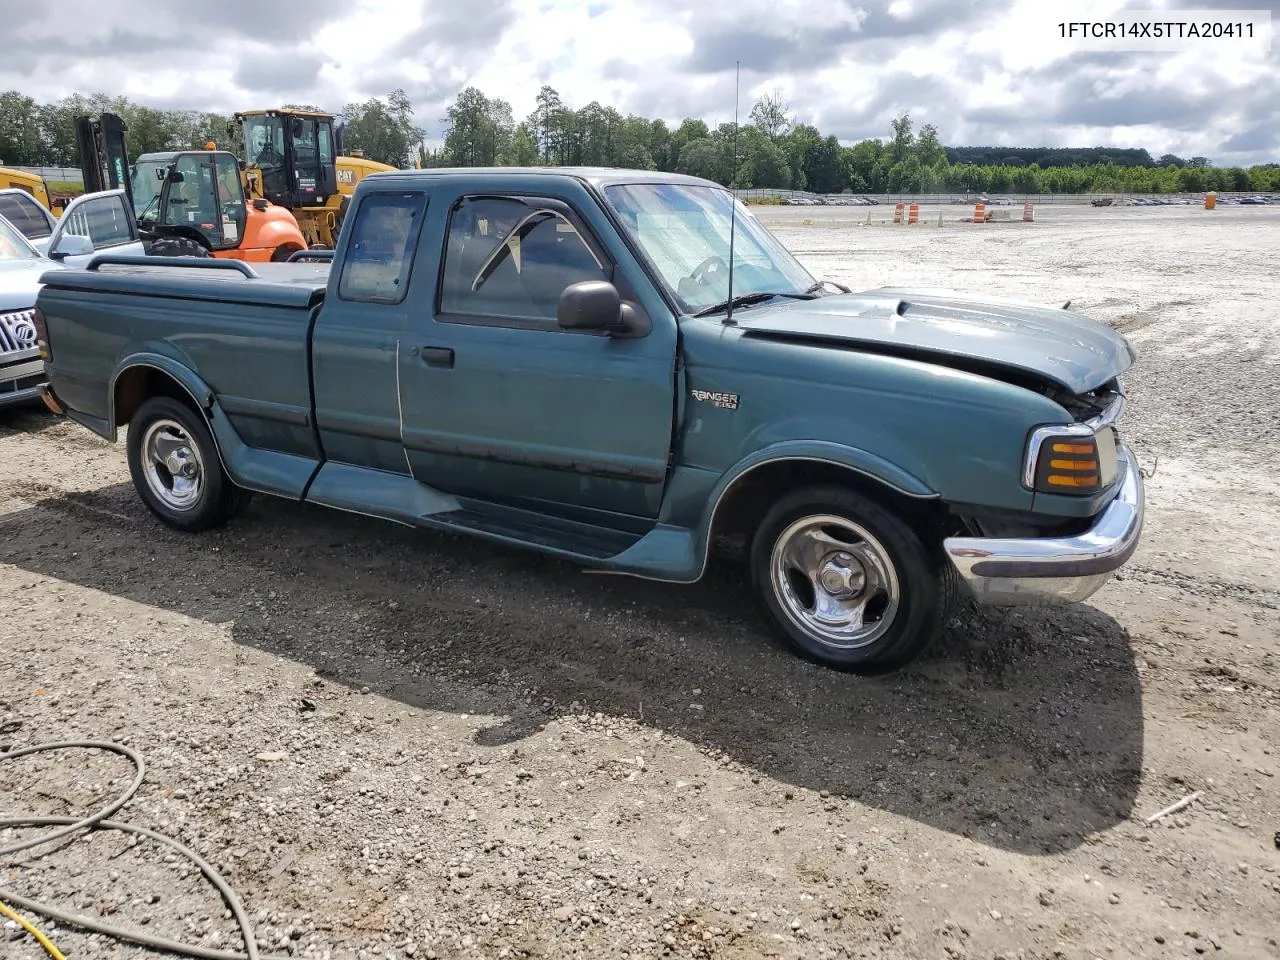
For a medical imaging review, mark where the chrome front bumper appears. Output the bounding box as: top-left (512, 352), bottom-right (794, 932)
top-left (943, 443), bottom-right (1144, 605)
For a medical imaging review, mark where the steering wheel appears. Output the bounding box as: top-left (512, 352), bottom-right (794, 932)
top-left (689, 255), bottom-right (729, 288)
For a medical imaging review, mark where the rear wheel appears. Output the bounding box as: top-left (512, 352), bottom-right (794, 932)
top-left (748, 485), bottom-right (952, 673)
top-left (126, 396), bottom-right (252, 532)
top-left (144, 236), bottom-right (210, 258)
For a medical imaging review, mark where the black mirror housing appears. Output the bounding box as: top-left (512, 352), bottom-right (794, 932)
top-left (558, 280), bottom-right (622, 330)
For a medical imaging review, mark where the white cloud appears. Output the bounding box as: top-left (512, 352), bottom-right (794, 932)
top-left (2, 0), bottom-right (1276, 165)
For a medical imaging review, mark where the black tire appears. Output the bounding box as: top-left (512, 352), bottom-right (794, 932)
top-left (748, 484), bottom-right (953, 673)
top-left (126, 396), bottom-right (252, 532)
top-left (271, 245), bottom-right (297, 262)
top-left (144, 236), bottom-right (210, 258)
top-left (334, 195), bottom-right (350, 235)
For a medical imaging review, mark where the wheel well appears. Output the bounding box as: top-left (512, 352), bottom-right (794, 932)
top-left (113, 366), bottom-right (205, 427)
top-left (709, 460), bottom-right (947, 549)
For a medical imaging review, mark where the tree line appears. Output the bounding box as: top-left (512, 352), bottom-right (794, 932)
top-left (0, 88), bottom-right (425, 171)
top-left (3, 86), bottom-right (1277, 195)
top-left (431, 86), bottom-right (1278, 194)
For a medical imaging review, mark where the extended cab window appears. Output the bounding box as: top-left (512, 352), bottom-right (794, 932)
top-left (439, 196), bottom-right (607, 323)
top-left (60, 194), bottom-right (136, 247)
top-left (338, 192), bottom-right (426, 303)
top-left (0, 193), bottom-right (53, 240)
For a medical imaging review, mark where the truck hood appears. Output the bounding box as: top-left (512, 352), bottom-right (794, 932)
top-left (0, 257), bottom-right (62, 313)
top-left (731, 286), bottom-right (1135, 395)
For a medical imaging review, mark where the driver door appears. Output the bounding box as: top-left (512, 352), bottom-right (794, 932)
top-left (395, 186), bottom-right (679, 527)
top-left (46, 189), bottom-right (145, 267)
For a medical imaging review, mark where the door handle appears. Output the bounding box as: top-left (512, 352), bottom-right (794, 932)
top-left (420, 346), bottom-right (454, 368)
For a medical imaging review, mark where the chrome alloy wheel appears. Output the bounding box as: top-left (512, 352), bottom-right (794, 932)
top-left (140, 418), bottom-right (205, 511)
top-left (769, 514), bottom-right (901, 649)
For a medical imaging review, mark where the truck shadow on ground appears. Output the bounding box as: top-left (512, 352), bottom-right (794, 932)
top-left (0, 406), bottom-right (65, 438)
top-left (1, 483), bottom-right (1145, 856)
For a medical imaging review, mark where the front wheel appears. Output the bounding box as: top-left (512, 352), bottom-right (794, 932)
top-left (749, 485), bottom-right (953, 673)
top-left (126, 396), bottom-right (252, 532)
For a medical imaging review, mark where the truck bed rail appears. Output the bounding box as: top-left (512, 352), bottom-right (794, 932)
top-left (287, 249), bottom-right (335, 263)
top-left (85, 254), bottom-right (261, 278)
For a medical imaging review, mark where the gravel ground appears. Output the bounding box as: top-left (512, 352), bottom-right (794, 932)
top-left (2, 203), bottom-right (1278, 960)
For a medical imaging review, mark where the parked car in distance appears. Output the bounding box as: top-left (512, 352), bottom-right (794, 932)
top-left (34, 167), bottom-right (1144, 672)
top-left (0, 187), bottom-right (59, 255)
top-left (1, 189), bottom-right (146, 409)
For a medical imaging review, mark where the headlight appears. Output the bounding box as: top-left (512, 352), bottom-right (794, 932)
top-left (1024, 424), bottom-right (1120, 495)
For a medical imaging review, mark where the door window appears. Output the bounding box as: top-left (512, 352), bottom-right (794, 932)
top-left (0, 192), bottom-right (53, 240)
top-left (337, 192), bottom-right (426, 303)
top-left (319, 122), bottom-right (335, 166)
top-left (212, 153), bottom-right (247, 243)
top-left (59, 194), bottom-right (136, 248)
top-left (439, 196), bottom-right (607, 324)
top-left (164, 155), bottom-right (220, 237)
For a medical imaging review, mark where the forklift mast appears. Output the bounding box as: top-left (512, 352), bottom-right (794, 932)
top-left (75, 112), bottom-right (133, 207)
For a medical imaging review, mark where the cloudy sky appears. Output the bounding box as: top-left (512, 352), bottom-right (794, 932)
top-left (4, 0), bottom-right (1277, 164)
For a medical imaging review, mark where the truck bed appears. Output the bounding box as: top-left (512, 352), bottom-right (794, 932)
top-left (40, 259), bottom-right (331, 308)
top-left (37, 256), bottom-right (329, 461)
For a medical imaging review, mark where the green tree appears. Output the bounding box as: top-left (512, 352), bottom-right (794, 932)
top-left (749, 89), bottom-right (792, 140)
top-left (0, 91), bottom-right (44, 165)
top-left (889, 113), bottom-right (914, 162)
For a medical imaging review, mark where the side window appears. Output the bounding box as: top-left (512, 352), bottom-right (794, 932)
top-left (60, 195), bottom-right (136, 248)
top-left (213, 154), bottom-right (243, 205)
top-left (439, 196), bottom-right (607, 324)
top-left (319, 123), bottom-right (334, 166)
top-left (167, 155), bottom-right (219, 227)
top-left (0, 193), bottom-right (53, 240)
top-left (337, 192), bottom-right (426, 303)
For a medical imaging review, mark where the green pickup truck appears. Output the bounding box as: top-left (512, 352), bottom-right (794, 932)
top-left (33, 167), bottom-right (1144, 672)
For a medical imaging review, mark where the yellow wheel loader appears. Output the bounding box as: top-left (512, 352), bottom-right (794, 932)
top-left (234, 108), bottom-right (397, 248)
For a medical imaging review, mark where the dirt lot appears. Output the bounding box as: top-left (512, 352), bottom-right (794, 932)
top-left (2, 204), bottom-right (1278, 960)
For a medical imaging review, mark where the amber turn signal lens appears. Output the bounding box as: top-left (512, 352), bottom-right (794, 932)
top-left (1035, 434), bottom-right (1102, 494)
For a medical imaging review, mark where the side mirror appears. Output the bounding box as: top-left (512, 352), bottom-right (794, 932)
top-left (49, 233), bottom-right (96, 260)
top-left (557, 280), bottom-right (651, 337)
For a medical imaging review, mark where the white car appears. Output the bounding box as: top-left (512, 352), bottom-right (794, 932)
top-left (1, 188), bottom-right (146, 409)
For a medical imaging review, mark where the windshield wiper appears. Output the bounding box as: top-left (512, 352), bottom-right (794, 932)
top-left (692, 290), bottom-right (817, 318)
top-left (803, 279), bottom-right (851, 295)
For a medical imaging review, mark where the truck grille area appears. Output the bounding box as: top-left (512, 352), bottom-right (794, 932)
top-left (0, 309), bottom-right (38, 356)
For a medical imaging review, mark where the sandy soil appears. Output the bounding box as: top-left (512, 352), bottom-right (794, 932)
top-left (2, 204), bottom-right (1278, 960)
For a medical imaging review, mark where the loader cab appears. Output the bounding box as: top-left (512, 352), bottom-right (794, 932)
top-left (129, 150), bottom-right (248, 252)
top-left (236, 109), bottom-right (339, 210)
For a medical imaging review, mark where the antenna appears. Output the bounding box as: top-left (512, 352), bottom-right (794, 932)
top-left (725, 60), bottom-right (741, 326)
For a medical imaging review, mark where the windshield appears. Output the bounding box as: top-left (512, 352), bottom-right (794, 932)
top-left (130, 159), bottom-right (168, 220)
top-left (0, 215), bottom-right (41, 260)
top-left (243, 115), bottom-right (286, 172)
top-left (602, 182), bottom-right (815, 314)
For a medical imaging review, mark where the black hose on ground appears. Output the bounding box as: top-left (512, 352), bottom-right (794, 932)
top-left (0, 740), bottom-right (290, 960)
